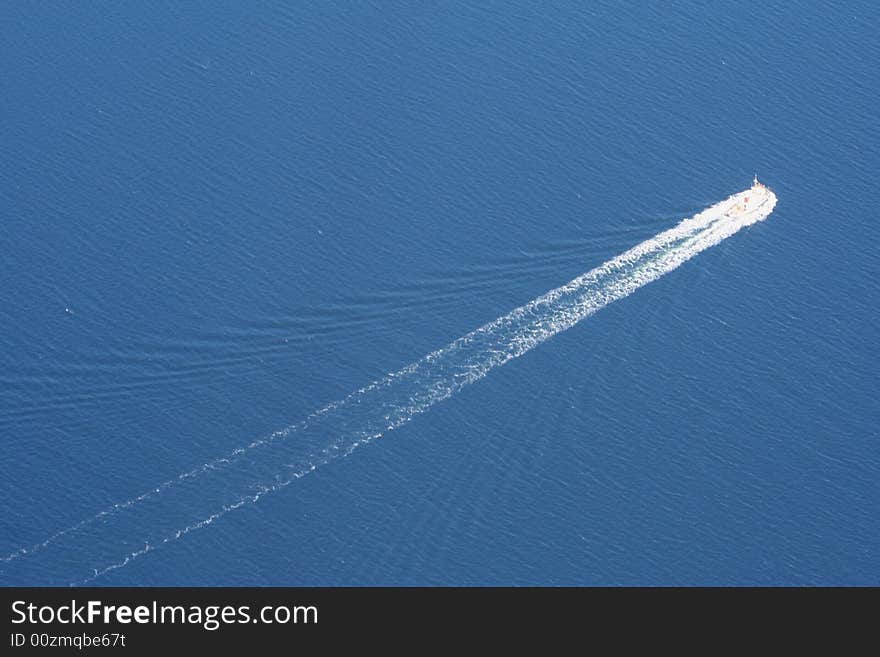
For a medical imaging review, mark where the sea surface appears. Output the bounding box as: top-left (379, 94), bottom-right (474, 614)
top-left (1, 1), bottom-right (878, 585)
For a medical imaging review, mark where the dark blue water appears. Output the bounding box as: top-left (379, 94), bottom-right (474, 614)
top-left (2, 1), bottom-right (878, 585)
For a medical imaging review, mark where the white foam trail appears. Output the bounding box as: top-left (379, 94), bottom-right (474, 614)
top-left (1, 187), bottom-right (775, 584)
top-left (0, 399), bottom-right (342, 564)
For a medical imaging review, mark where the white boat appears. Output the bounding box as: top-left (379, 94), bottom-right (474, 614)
top-left (722, 175), bottom-right (777, 224)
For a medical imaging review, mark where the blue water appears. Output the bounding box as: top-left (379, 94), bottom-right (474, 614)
top-left (1, 1), bottom-right (878, 585)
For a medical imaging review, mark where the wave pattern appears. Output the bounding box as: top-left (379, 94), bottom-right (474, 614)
top-left (1, 189), bottom-right (775, 584)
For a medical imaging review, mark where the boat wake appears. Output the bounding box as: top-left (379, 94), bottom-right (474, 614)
top-left (1, 185), bottom-right (775, 585)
